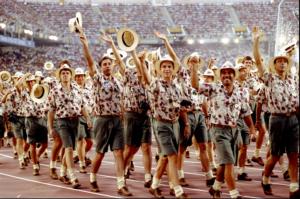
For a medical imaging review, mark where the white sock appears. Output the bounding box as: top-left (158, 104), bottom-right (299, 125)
top-left (212, 180), bottom-right (222, 190)
top-left (206, 170), bottom-right (214, 179)
top-left (73, 150), bottom-right (78, 157)
top-left (254, 148), bottom-right (260, 158)
top-left (79, 160), bottom-right (85, 168)
top-left (210, 161), bottom-right (217, 169)
top-left (174, 185), bottom-right (184, 197)
top-left (229, 189), bottom-right (240, 198)
top-left (90, 173), bottom-right (97, 182)
top-left (262, 175), bottom-right (270, 185)
top-left (178, 169), bottom-right (184, 179)
top-left (238, 167), bottom-right (245, 174)
top-left (50, 161), bottom-right (56, 169)
top-left (279, 163), bottom-right (287, 173)
top-left (169, 181), bottom-right (174, 189)
top-left (117, 176), bottom-right (125, 189)
top-left (68, 168), bottom-right (77, 182)
top-left (145, 173), bottom-right (152, 182)
top-left (290, 183), bottom-right (299, 192)
top-left (60, 165), bottom-right (67, 177)
top-left (33, 164), bottom-right (39, 170)
top-left (151, 177), bottom-right (160, 189)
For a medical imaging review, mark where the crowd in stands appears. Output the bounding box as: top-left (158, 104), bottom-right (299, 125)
top-left (0, 0), bottom-right (297, 73)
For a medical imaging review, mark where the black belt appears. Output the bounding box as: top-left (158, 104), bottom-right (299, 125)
top-left (271, 112), bottom-right (296, 117)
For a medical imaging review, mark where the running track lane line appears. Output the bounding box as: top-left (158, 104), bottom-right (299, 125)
top-left (0, 153), bottom-right (264, 198)
top-left (0, 172), bottom-right (119, 198)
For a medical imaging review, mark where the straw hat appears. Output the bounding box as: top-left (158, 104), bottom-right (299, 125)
top-left (44, 61), bottom-right (54, 71)
top-left (146, 48), bottom-right (161, 63)
top-left (26, 74), bottom-right (36, 82)
top-left (106, 48), bottom-right (127, 60)
top-left (12, 71), bottom-right (24, 78)
top-left (217, 61), bottom-right (238, 77)
top-left (35, 71), bottom-right (44, 78)
top-left (125, 57), bottom-right (136, 69)
top-left (0, 71), bottom-right (11, 83)
top-left (68, 12), bottom-right (82, 33)
top-left (116, 28), bottom-right (139, 52)
top-left (30, 83), bottom-right (49, 103)
top-left (75, 67), bottom-right (85, 76)
top-left (55, 64), bottom-right (75, 80)
top-left (202, 69), bottom-right (215, 77)
top-left (268, 55), bottom-right (292, 73)
top-left (154, 55), bottom-right (179, 76)
top-left (182, 52), bottom-right (204, 68)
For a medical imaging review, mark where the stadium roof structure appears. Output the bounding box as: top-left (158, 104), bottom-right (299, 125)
top-left (19, 0), bottom-right (276, 5)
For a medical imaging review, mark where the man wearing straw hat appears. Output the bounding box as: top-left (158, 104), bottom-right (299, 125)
top-left (74, 67), bottom-right (93, 174)
top-left (100, 31), bottom-right (153, 189)
top-left (22, 74), bottom-right (48, 176)
top-left (47, 60), bottom-right (92, 189)
top-left (137, 31), bottom-right (189, 198)
top-left (253, 26), bottom-right (299, 198)
top-left (4, 72), bottom-right (31, 169)
top-left (191, 61), bottom-right (256, 199)
top-left (78, 27), bottom-right (132, 196)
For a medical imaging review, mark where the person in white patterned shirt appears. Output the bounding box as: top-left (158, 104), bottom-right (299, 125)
top-left (78, 27), bottom-right (132, 196)
top-left (253, 26), bottom-right (299, 198)
top-left (191, 61), bottom-right (256, 199)
top-left (47, 60), bottom-right (92, 189)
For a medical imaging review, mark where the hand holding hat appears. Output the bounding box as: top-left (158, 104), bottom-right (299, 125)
top-left (68, 12), bottom-right (83, 34)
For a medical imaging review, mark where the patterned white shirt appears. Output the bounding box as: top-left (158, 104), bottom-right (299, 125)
top-left (148, 78), bottom-right (184, 121)
top-left (47, 82), bottom-right (83, 118)
top-left (92, 71), bottom-right (123, 116)
top-left (260, 72), bottom-right (299, 114)
top-left (123, 68), bottom-right (148, 113)
top-left (199, 83), bottom-right (252, 126)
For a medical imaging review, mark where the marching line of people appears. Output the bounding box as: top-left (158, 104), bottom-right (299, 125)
top-left (0, 23), bottom-right (299, 199)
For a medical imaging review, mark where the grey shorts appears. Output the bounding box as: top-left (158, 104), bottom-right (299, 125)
top-left (0, 116), bottom-right (4, 138)
top-left (25, 117), bottom-right (48, 144)
top-left (269, 114), bottom-right (299, 156)
top-left (211, 126), bottom-right (239, 165)
top-left (77, 117), bottom-right (92, 140)
top-left (154, 120), bottom-right (180, 156)
top-left (237, 118), bottom-right (250, 145)
top-left (11, 116), bottom-right (26, 140)
top-left (194, 111), bottom-right (208, 143)
top-left (93, 116), bottom-right (124, 153)
top-left (179, 112), bottom-right (196, 148)
top-left (56, 118), bottom-right (79, 149)
top-left (124, 112), bottom-right (151, 148)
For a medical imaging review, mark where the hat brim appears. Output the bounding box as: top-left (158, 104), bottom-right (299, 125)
top-left (269, 55), bottom-right (292, 73)
top-left (55, 67), bottom-right (75, 80)
top-left (182, 53), bottom-right (204, 69)
top-left (30, 83), bottom-right (49, 103)
top-left (217, 67), bottom-right (238, 78)
top-left (154, 59), bottom-right (180, 77)
top-left (0, 71), bottom-right (12, 83)
top-left (117, 28), bottom-right (139, 52)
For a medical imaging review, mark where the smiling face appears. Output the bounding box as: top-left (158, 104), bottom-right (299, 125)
top-left (75, 74), bottom-right (85, 86)
top-left (220, 68), bottom-right (235, 87)
top-left (160, 60), bottom-right (174, 79)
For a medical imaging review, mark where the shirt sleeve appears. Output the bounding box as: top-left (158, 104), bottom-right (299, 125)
top-left (240, 88), bottom-right (252, 118)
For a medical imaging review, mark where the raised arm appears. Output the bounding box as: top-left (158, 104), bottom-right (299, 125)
top-left (252, 26), bottom-right (265, 77)
top-left (78, 26), bottom-right (97, 77)
top-left (190, 61), bottom-right (200, 90)
top-left (15, 73), bottom-right (31, 92)
top-left (154, 31), bottom-right (181, 65)
top-left (131, 49), bottom-right (143, 79)
top-left (100, 33), bottom-right (126, 76)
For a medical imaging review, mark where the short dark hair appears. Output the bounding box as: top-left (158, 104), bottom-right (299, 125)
top-left (242, 56), bottom-right (254, 64)
top-left (98, 56), bottom-right (113, 67)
